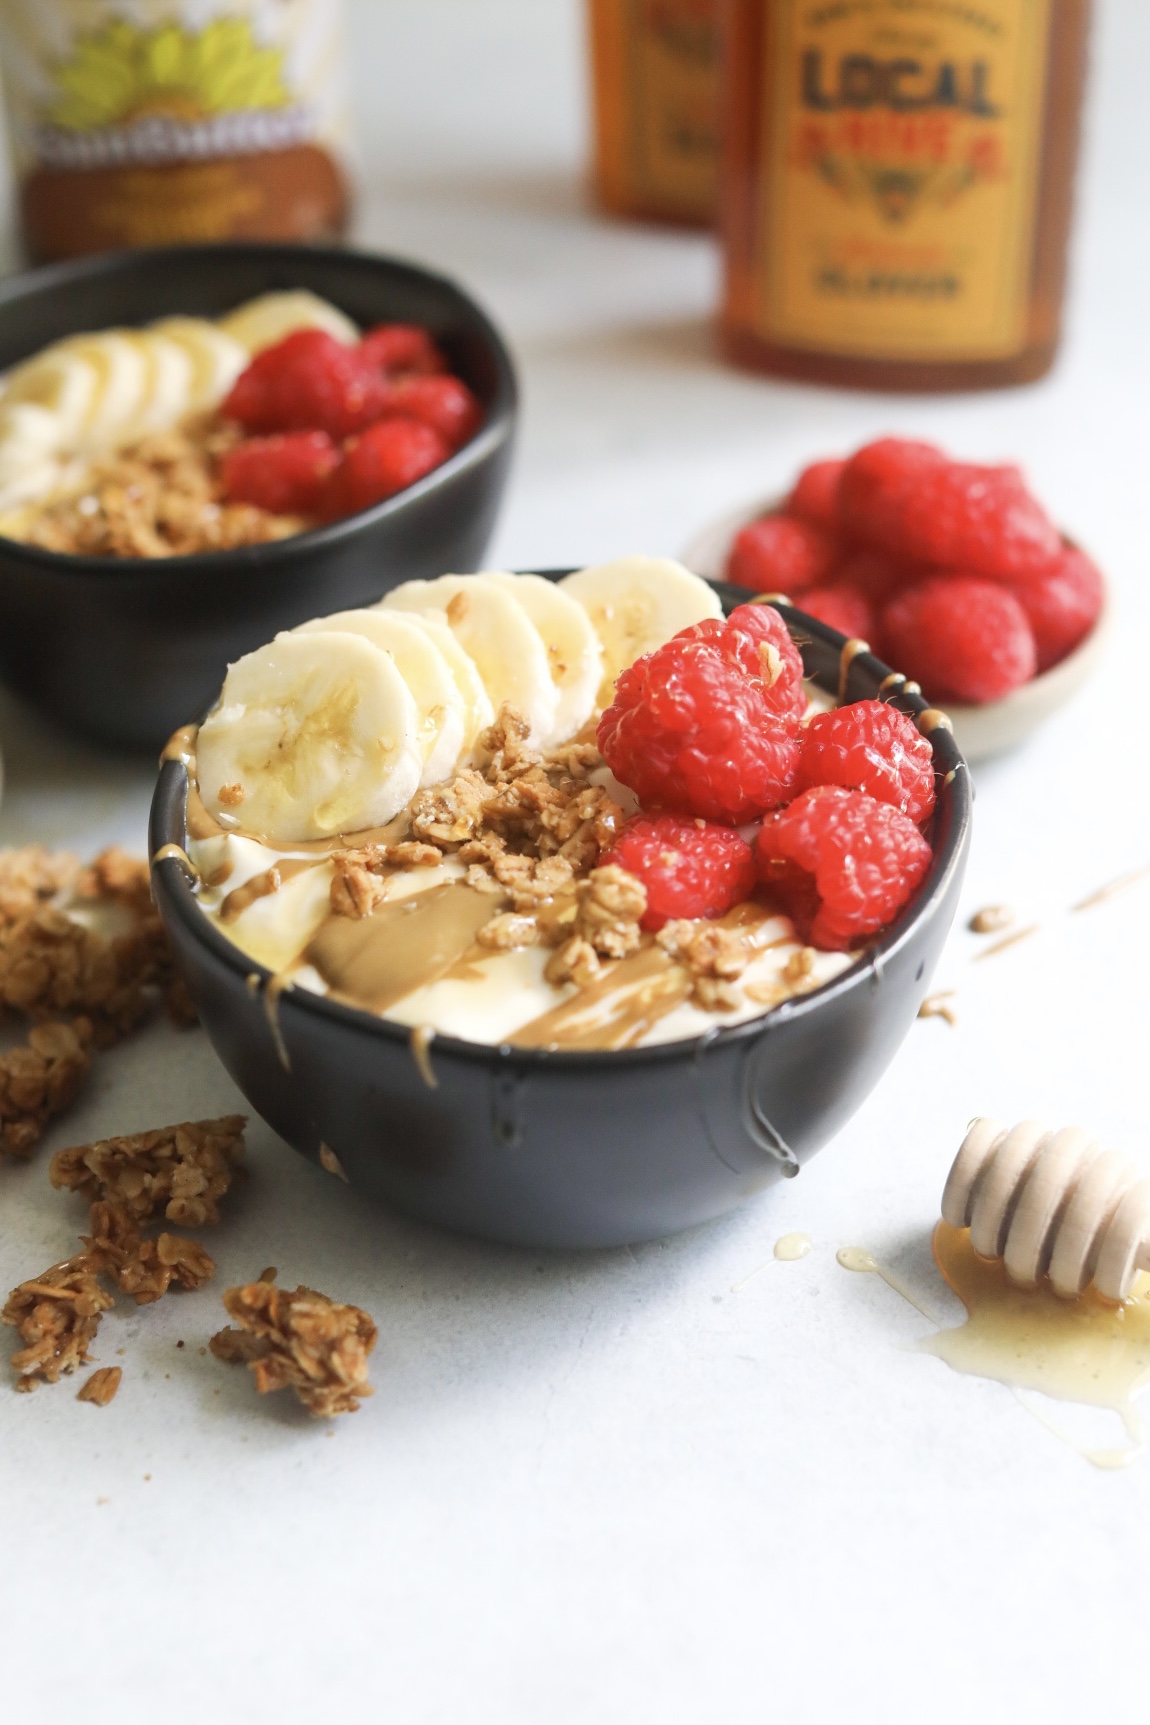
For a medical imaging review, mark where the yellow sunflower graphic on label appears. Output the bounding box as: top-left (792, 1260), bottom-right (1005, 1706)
top-left (50, 18), bottom-right (292, 129)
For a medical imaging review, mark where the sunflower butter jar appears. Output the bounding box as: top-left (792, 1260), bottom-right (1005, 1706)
top-left (0, 0), bottom-right (351, 260)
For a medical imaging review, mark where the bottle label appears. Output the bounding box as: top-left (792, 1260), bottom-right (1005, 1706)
top-left (622, 0), bottom-right (720, 218)
top-left (0, 1), bottom-right (350, 256)
top-left (751, 0), bottom-right (1051, 360)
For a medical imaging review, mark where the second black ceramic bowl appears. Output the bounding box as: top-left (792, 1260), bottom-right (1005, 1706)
top-left (0, 244), bottom-right (517, 751)
top-left (150, 582), bottom-right (972, 1250)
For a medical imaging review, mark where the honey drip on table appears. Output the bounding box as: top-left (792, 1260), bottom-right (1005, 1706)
top-left (922, 1222), bottom-right (1150, 1467)
top-left (774, 1232), bottom-right (812, 1262)
top-left (839, 1228), bottom-right (1150, 1468)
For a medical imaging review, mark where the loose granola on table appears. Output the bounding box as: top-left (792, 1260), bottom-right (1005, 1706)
top-left (0, 845), bottom-right (198, 1162)
top-left (50, 1114), bottom-right (246, 1227)
top-left (211, 1280), bottom-right (377, 1418)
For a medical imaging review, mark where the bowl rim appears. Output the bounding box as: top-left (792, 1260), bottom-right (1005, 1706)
top-left (679, 488), bottom-right (1110, 720)
top-left (151, 574), bottom-right (973, 1071)
top-left (0, 241), bottom-right (519, 579)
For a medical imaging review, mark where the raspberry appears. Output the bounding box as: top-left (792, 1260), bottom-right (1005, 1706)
top-left (839, 438), bottom-right (1060, 581)
top-left (321, 418), bottom-right (450, 519)
top-left (597, 605), bottom-right (804, 824)
top-left (600, 816), bottom-right (756, 931)
top-left (358, 324), bottom-right (447, 378)
top-left (726, 514), bottom-right (839, 594)
top-left (797, 584), bottom-right (875, 643)
top-left (1007, 544), bottom-right (1103, 672)
top-left (378, 375), bottom-right (482, 451)
top-left (797, 700), bottom-right (936, 822)
top-left (784, 458), bottom-right (845, 529)
top-left (831, 548), bottom-right (915, 605)
top-left (755, 785), bottom-right (933, 950)
top-left (224, 330), bottom-right (384, 440)
top-left (882, 575), bottom-right (1037, 704)
top-left (220, 431), bottom-right (340, 516)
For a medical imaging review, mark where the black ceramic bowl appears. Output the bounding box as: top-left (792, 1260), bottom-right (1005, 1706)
top-left (0, 244), bottom-right (517, 751)
top-left (150, 581), bottom-right (972, 1250)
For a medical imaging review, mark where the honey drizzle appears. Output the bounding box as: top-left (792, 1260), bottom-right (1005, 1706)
top-left (974, 923), bottom-right (1040, 962)
top-left (836, 1246), bottom-right (940, 1322)
top-left (837, 637), bottom-right (870, 705)
top-left (151, 843), bottom-right (199, 882)
top-left (263, 972), bottom-right (293, 1072)
top-left (219, 858), bottom-right (316, 923)
top-left (1072, 862), bottom-right (1150, 913)
top-left (923, 1223), bottom-right (1150, 1468)
top-left (409, 1024), bottom-right (438, 1090)
top-left (836, 1227), bottom-right (1150, 1468)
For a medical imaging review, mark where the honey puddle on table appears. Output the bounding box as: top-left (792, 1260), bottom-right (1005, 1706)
top-left (839, 1225), bottom-right (1150, 1468)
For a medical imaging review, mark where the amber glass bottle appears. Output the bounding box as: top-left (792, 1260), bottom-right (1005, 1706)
top-left (720, 0), bottom-right (1090, 391)
top-left (588, 0), bottom-right (721, 224)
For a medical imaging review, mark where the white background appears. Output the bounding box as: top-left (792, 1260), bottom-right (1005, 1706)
top-left (0, 3), bottom-right (1147, 1721)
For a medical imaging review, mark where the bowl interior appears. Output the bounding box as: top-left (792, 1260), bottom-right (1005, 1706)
top-left (151, 574), bottom-right (972, 1069)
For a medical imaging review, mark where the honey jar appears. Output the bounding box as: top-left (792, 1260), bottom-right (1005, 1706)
top-left (587, 0), bottom-right (721, 225)
top-left (719, 0), bottom-right (1090, 390)
top-left (0, 0), bottom-right (351, 262)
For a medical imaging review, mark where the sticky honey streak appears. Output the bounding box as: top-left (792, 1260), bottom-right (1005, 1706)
top-left (923, 1222), bottom-right (1150, 1465)
top-left (841, 1226), bottom-right (1150, 1468)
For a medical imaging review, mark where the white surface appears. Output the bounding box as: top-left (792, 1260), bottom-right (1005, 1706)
top-left (1, 3), bottom-right (1148, 1721)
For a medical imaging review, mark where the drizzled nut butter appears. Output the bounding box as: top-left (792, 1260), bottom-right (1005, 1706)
top-left (0, 1), bottom-right (351, 262)
top-left (720, 0), bottom-right (1090, 390)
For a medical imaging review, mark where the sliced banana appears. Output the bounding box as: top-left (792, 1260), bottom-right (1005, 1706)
top-left (121, 332), bottom-right (195, 440)
top-left (219, 291), bottom-right (359, 354)
top-left (197, 630), bottom-right (423, 843)
top-left (150, 317), bottom-right (248, 412)
top-left (485, 571), bottom-right (603, 743)
top-left (296, 608), bottom-right (466, 788)
top-left (382, 608), bottom-right (495, 759)
top-left (382, 575), bottom-right (559, 747)
top-left (2, 346), bottom-right (98, 443)
top-left (0, 402), bottom-right (66, 506)
top-left (59, 331), bottom-right (149, 452)
top-left (560, 556), bottom-right (723, 698)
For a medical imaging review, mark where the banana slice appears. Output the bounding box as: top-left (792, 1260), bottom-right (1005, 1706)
top-left (2, 345), bottom-right (98, 443)
top-left (150, 317), bottom-right (248, 412)
top-left (121, 332), bottom-right (195, 440)
top-left (381, 609), bottom-right (495, 758)
top-left (59, 331), bottom-right (149, 452)
top-left (296, 608), bottom-right (466, 788)
top-left (197, 631), bottom-right (422, 843)
top-left (559, 556), bottom-right (723, 698)
top-left (219, 291), bottom-right (359, 354)
top-left (0, 402), bottom-right (67, 506)
top-left (485, 572), bottom-right (603, 743)
top-left (382, 575), bottom-right (559, 747)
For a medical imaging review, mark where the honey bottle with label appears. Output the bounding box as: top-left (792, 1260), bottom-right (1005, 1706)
top-left (588, 0), bottom-right (721, 225)
top-left (719, 0), bottom-right (1090, 390)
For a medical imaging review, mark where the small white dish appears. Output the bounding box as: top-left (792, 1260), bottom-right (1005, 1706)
top-left (681, 494), bottom-right (1111, 763)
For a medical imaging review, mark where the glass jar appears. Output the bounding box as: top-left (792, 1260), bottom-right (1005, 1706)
top-left (0, 0), bottom-right (352, 261)
top-left (588, 0), bottom-right (721, 225)
top-left (720, 0), bottom-right (1090, 390)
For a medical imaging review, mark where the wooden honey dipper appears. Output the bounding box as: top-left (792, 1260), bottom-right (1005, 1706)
top-left (941, 1119), bottom-right (1150, 1303)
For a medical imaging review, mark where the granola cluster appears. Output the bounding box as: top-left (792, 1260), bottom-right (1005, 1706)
top-left (50, 1114), bottom-right (246, 1227)
top-left (656, 919), bottom-right (753, 1013)
top-left (0, 845), bottom-right (196, 1162)
top-left (4, 1114), bottom-right (247, 1392)
top-left (211, 1278), bottom-right (377, 1418)
top-left (2, 1255), bottom-right (114, 1389)
top-left (0, 1021), bottom-right (92, 1159)
top-left (4, 417), bottom-right (304, 559)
